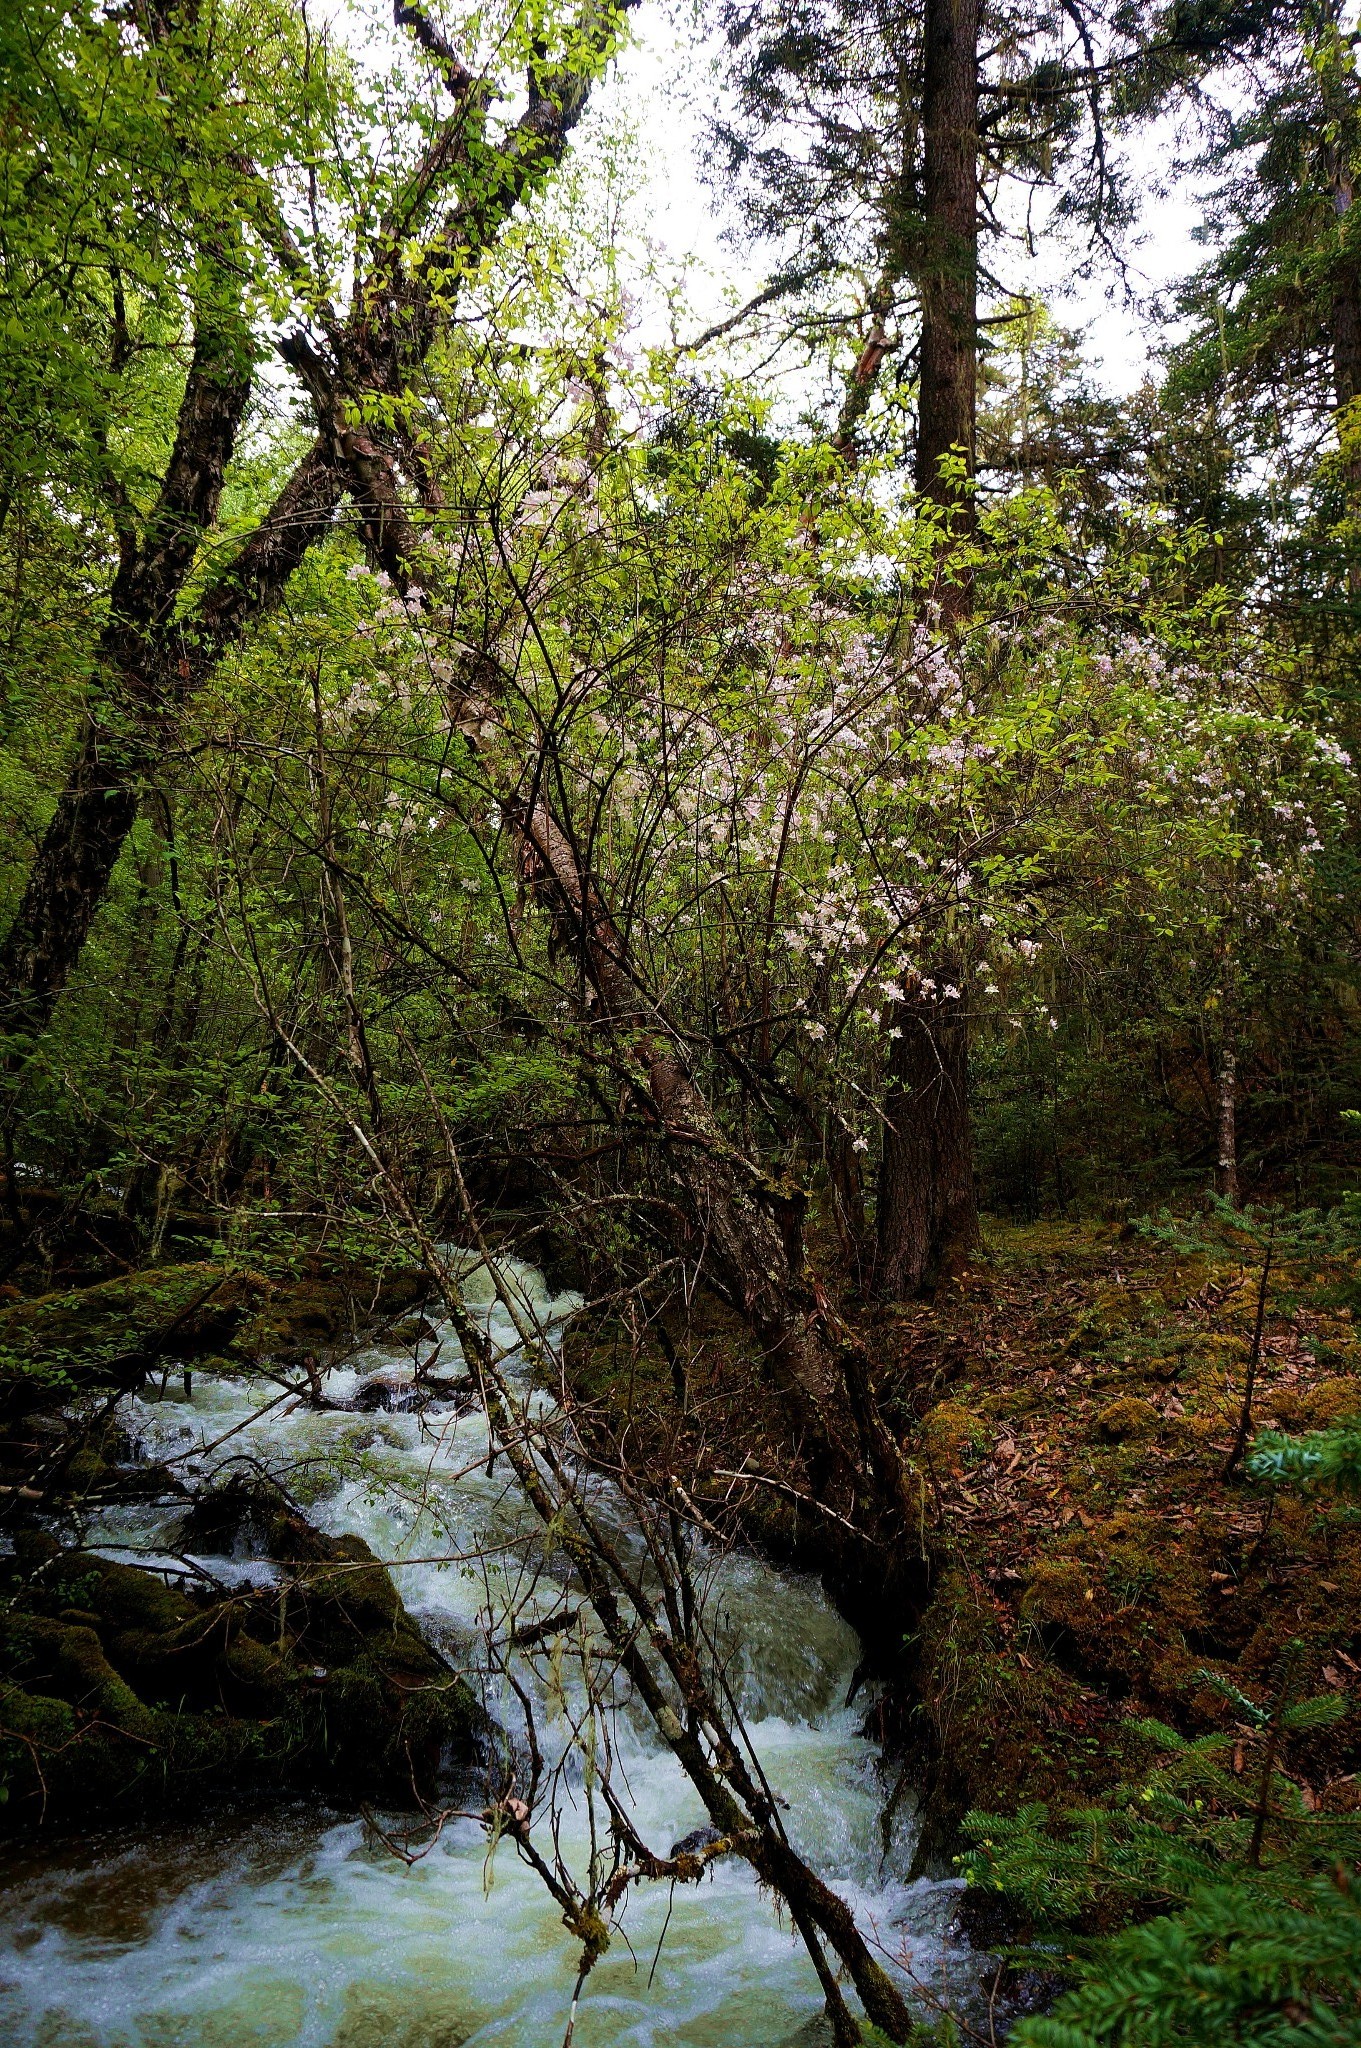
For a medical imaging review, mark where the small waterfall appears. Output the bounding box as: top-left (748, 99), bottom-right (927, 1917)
top-left (0, 1257), bottom-right (975, 2046)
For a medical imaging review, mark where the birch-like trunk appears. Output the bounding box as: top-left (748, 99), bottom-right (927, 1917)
top-left (1217, 1044), bottom-right (1239, 1208)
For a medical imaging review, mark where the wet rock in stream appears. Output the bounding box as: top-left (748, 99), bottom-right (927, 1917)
top-left (0, 1486), bottom-right (489, 1829)
top-left (352, 1368), bottom-right (421, 1412)
top-left (352, 1368), bottom-right (476, 1412)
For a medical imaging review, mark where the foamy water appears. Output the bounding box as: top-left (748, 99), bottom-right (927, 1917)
top-left (0, 1258), bottom-right (973, 2045)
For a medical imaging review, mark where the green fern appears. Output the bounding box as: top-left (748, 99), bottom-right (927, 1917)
top-left (961, 1687), bottom-right (1354, 1931)
top-left (961, 1662), bottom-right (1361, 2046)
top-left (1248, 1428), bottom-right (1361, 1494)
top-left (1011, 1875), bottom-right (1361, 2047)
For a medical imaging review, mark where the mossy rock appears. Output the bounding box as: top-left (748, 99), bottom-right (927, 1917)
top-left (1271, 1375), bottom-right (1361, 1431)
top-left (919, 1399), bottom-right (989, 1475)
top-left (60, 1443), bottom-right (113, 1493)
top-left (1065, 1290), bottom-right (1138, 1351)
top-left (236, 1283), bottom-right (344, 1361)
top-left (7, 1613), bottom-right (154, 1732)
top-left (1094, 1397), bottom-right (1159, 1442)
top-left (391, 1316), bottom-right (439, 1346)
top-left (1176, 1405), bottom-right (1234, 1445)
top-left (233, 1264), bottom-right (430, 1364)
top-left (1147, 1645), bottom-right (1199, 1701)
top-left (0, 1264), bottom-right (267, 1418)
top-left (1182, 1333), bottom-right (1246, 1371)
top-left (1022, 1558), bottom-right (1097, 1629)
top-left (0, 1507), bottom-right (488, 1828)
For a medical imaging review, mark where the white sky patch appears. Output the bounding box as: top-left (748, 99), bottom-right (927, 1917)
top-left (317, 0), bottom-right (1218, 408)
top-left (600, 8), bottom-right (1213, 398)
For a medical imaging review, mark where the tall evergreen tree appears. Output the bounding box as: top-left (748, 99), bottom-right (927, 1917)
top-left (1162, 0), bottom-right (1361, 608)
top-left (709, 0), bottom-right (1102, 1292)
top-left (706, 0), bottom-right (1305, 1293)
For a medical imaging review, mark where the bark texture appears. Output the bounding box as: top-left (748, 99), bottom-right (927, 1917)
top-left (875, 0), bottom-right (980, 1299)
top-left (914, 0), bottom-right (979, 521)
top-left (0, 315), bottom-right (255, 1041)
top-left (1217, 1044), bottom-right (1239, 1207)
top-left (1334, 271), bottom-right (1361, 414)
top-left (504, 804), bottom-right (869, 1496)
top-left (1326, 93), bottom-right (1361, 590)
top-left (875, 984), bottom-right (975, 1297)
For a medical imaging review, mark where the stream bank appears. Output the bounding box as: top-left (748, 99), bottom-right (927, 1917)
top-left (0, 1256), bottom-right (486, 1824)
top-left (890, 1219), bottom-right (1361, 1863)
top-left (563, 1215), bottom-right (1361, 1875)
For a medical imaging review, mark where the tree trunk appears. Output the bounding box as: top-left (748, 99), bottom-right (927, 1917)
top-left (297, 366), bottom-right (891, 1502)
top-left (914, 0), bottom-right (979, 526)
top-left (0, 445), bottom-right (340, 1051)
top-left (0, 313), bottom-right (256, 1049)
top-left (875, 982), bottom-right (975, 1297)
top-left (1331, 269), bottom-right (1361, 592)
top-left (876, 0), bottom-right (980, 1300)
top-left (1333, 270), bottom-right (1361, 414)
top-left (1217, 1043), bottom-right (1239, 1207)
top-left (1324, 31), bottom-right (1360, 589)
top-left (516, 801), bottom-right (865, 1496)
top-left (826, 1119), bottom-right (869, 1286)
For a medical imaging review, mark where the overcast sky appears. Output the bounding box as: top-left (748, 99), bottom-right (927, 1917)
top-left (600, 10), bottom-right (1210, 399)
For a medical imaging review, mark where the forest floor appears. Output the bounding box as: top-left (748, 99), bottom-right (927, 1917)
top-left (881, 1216), bottom-right (1361, 1850)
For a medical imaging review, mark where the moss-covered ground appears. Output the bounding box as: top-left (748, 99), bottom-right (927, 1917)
top-left (879, 1218), bottom-right (1361, 1850)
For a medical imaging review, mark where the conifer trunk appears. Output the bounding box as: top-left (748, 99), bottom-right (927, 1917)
top-left (913, 0), bottom-right (979, 533)
top-left (875, 0), bottom-right (979, 1298)
top-left (1324, 35), bottom-right (1360, 588)
top-left (1333, 272), bottom-right (1361, 414)
top-left (875, 982), bottom-right (975, 1297)
top-left (1331, 265), bottom-right (1361, 592)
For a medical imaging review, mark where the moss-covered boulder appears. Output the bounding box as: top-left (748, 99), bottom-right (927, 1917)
top-left (920, 1399), bottom-right (989, 1476)
top-left (1270, 1373), bottom-right (1361, 1431)
top-left (1023, 1558), bottom-right (1097, 1628)
top-left (0, 1256), bottom-right (435, 1419)
top-left (0, 1510), bottom-right (488, 1828)
top-left (1095, 1396), bottom-right (1159, 1442)
top-left (232, 1262), bottom-right (430, 1365)
top-left (0, 1264), bottom-right (268, 1419)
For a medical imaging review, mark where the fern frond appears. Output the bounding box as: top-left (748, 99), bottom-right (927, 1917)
top-left (1011, 1877), bottom-right (1361, 2048)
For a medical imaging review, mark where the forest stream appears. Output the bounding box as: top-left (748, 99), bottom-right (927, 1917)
top-left (0, 1258), bottom-right (975, 2048)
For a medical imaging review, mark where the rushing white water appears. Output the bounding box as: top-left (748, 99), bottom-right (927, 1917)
top-left (0, 1258), bottom-right (975, 2047)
